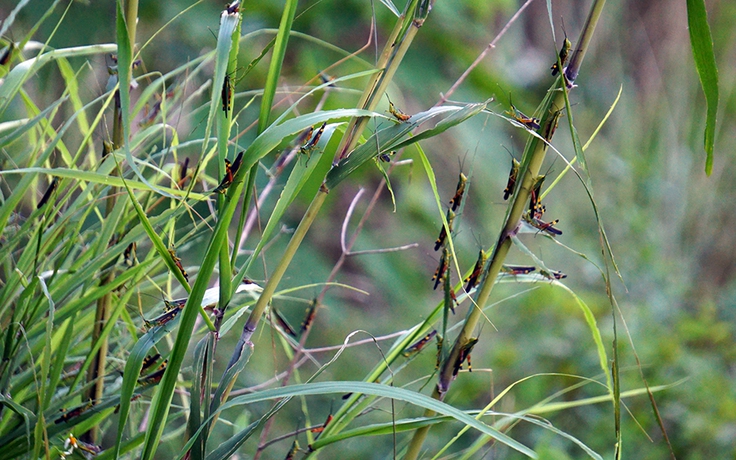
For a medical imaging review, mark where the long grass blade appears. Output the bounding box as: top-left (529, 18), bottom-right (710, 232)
top-left (0, 44), bottom-right (116, 116)
top-left (192, 382), bottom-right (537, 458)
top-left (686, 0), bottom-right (719, 175)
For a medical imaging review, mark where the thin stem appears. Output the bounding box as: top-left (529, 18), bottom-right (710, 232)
top-left (333, 0), bottom-right (428, 163)
top-left (347, 244), bottom-right (418, 256)
top-left (437, 0), bottom-right (536, 106)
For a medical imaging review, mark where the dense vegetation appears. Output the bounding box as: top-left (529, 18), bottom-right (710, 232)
top-left (0, 0), bottom-right (729, 458)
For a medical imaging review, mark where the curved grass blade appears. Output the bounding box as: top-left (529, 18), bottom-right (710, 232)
top-left (115, 165), bottom-right (196, 299)
top-left (0, 43), bottom-right (116, 116)
top-left (551, 80), bottom-right (623, 285)
top-left (203, 420), bottom-right (259, 460)
top-left (389, 100), bottom-right (489, 151)
top-left (242, 109), bottom-right (376, 176)
top-left (312, 416), bottom-right (445, 449)
top-left (416, 144), bottom-right (464, 297)
top-left (0, 167), bottom-right (209, 200)
top-left (686, 0), bottom-right (719, 175)
top-left (542, 85), bottom-right (622, 196)
top-left (192, 382), bottom-right (537, 458)
top-left (508, 235), bottom-right (610, 389)
top-left (314, 410), bottom-right (602, 460)
top-left (378, 0), bottom-right (401, 17)
top-left (56, 58), bottom-right (94, 158)
top-left (0, 96), bottom-right (67, 149)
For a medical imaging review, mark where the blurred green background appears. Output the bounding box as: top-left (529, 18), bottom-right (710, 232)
top-left (5, 0), bottom-right (735, 458)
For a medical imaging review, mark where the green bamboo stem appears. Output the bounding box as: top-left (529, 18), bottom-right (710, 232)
top-left (402, 106), bottom-right (558, 457)
top-left (228, 0), bottom-right (428, 359)
top-left (124, 0), bottom-right (138, 56)
top-left (334, 0), bottom-right (430, 162)
top-left (403, 1), bottom-right (607, 457)
top-left (564, 0), bottom-right (606, 84)
top-left (210, 0), bottom-right (430, 451)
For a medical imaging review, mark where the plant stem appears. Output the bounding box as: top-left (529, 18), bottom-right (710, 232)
top-left (228, 0), bottom-right (427, 374)
top-left (404, 0), bottom-right (607, 456)
top-left (564, 0), bottom-right (606, 84)
top-left (241, 185), bottom-right (328, 343)
top-left (84, 0), bottom-right (138, 444)
top-left (333, 0), bottom-right (430, 163)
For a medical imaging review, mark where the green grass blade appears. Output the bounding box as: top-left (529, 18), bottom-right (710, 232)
top-left (188, 335), bottom-right (213, 460)
top-left (115, 168), bottom-right (194, 298)
top-left (508, 236), bottom-right (610, 389)
top-left (555, 86), bottom-right (626, 292)
top-left (0, 43), bottom-right (116, 117)
top-left (32, 278), bottom-right (54, 459)
top-left (203, 421), bottom-right (260, 460)
top-left (0, 0), bottom-right (32, 38)
top-left (686, 0), bottom-right (719, 175)
top-left (208, 337), bottom-right (253, 417)
top-left (416, 141), bottom-right (464, 283)
top-left (216, 5), bottom-right (243, 305)
top-left (389, 100), bottom-right (489, 151)
top-left (0, 166), bottom-right (209, 200)
top-left (326, 104), bottom-right (485, 189)
top-left (378, 0), bottom-right (401, 16)
top-left (315, 412), bottom-right (602, 460)
top-left (194, 382), bottom-right (537, 458)
top-left (56, 58), bottom-right (93, 157)
top-left (44, 315), bottom-right (75, 408)
top-left (312, 417), bottom-right (445, 449)
top-left (0, 96), bottom-right (66, 149)
top-left (241, 108), bottom-right (376, 175)
top-left (257, 0), bottom-right (298, 132)
top-left (553, 283), bottom-right (610, 389)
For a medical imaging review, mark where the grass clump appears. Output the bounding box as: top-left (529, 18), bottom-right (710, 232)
top-left (0, 0), bottom-right (722, 458)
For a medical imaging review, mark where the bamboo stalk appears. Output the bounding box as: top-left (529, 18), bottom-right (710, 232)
top-left (84, 0), bottom-right (139, 444)
top-left (403, 1), bottom-right (607, 457)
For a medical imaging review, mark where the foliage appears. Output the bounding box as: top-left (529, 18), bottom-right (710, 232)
top-left (0, 0), bottom-right (730, 459)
